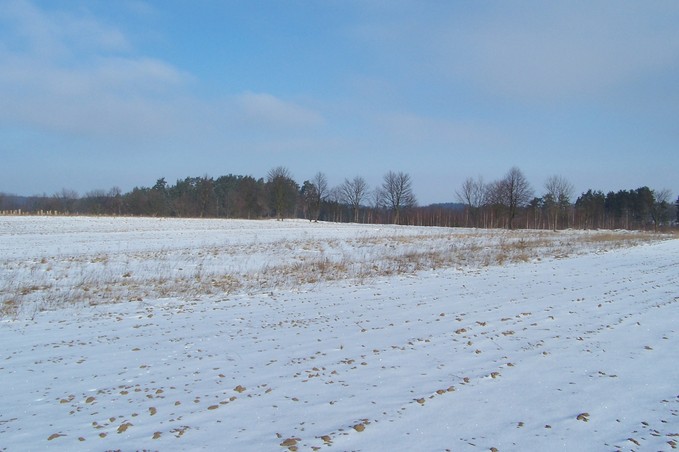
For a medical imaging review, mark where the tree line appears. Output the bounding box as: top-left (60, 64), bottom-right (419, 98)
top-left (455, 169), bottom-right (675, 231)
top-left (1, 166), bottom-right (676, 230)
top-left (0, 168), bottom-right (417, 225)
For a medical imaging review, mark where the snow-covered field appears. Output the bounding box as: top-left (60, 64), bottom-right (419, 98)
top-left (1, 217), bottom-right (677, 451)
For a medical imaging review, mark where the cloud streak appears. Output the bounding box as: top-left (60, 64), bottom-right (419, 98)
top-left (3, 0), bottom-right (131, 58)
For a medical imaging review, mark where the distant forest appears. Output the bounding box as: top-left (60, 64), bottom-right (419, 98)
top-left (1, 166), bottom-right (677, 231)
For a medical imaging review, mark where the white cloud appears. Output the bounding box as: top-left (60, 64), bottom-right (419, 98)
top-left (376, 112), bottom-right (500, 150)
top-left (453, 3), bottom-right (679, 102)
top-left (121, 0), bottom-right (157, 17)
top-left (352, 2), bottom-right (679, 103)
top-left (3, 0), bottom-right (131, 58)
top-left (0, 54), bottom-right (192, 140)
top-left (92, 57), bottom-right (190, 93)
top-left (0, 1), bottom-right (195, 140)
top-left (0, 1), bottom-right (326, 143)
top-left (236, 92), bottom-right (325, 129)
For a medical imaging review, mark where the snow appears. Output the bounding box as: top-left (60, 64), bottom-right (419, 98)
top-left (1, 217), bottom-right (677, 451)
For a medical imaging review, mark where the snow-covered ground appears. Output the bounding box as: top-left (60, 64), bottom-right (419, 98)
top-left (0, 217), bottom-right (677, 451)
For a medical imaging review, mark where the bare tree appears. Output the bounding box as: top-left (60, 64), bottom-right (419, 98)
top-left (381, 171), bottom-right (416, 224)
top-left (500, 167), bottom-right (533, 229)
top-left (650, 188), bottom-right (672, 231)
top-left (311, 171), bottom-right (329, 221)
top-left (367, 187), bottom-right (384, 224)
top-left (484, 179), bottom-right (506, 228)
top-left (544, 175), bottom-right (574, 230)
top-left (54, 188), bottom-right (79, 213)
top-left (456, 176), bottom-right (486, 227)
top-left (327, 186), bottom-right (344, 222)
top-left (340, 176), bottom-right (369, 223)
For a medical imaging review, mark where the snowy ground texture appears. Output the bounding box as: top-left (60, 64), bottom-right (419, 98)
top-left (1, 217), bottom-right (678, 451)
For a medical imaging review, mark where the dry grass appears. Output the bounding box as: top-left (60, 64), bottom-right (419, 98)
top-left (1, 227), bottom-right (674, 318)
top-left (1, 299), bottom-right (19, 317)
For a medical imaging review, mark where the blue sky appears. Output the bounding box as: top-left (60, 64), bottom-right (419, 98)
top-left (1, 0), bottom-right (678, 204)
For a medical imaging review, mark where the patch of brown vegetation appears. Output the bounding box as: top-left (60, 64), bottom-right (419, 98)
top-left (576, 412), bottom-right (590, 422)
top-left (117, 422), bottom-right (133, 433)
